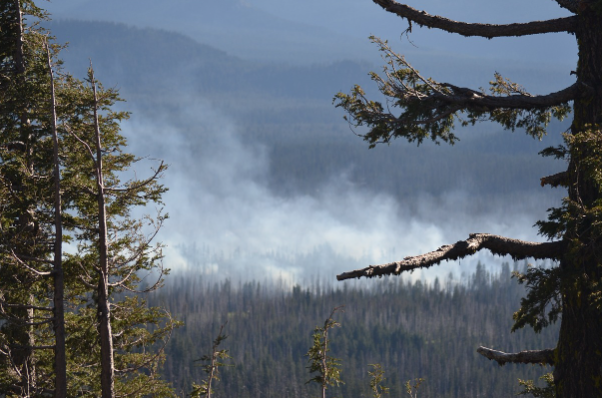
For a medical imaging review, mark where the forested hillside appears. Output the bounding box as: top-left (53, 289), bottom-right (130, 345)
top-left (151, 263), bottom-right (558, 397)
top-left (0, 3), bottom-right (576, 397)
top-left (47, 20), bottom-right (568, 209)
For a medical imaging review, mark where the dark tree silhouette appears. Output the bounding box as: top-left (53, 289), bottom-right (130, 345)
top-left (335, 1), bottom-right (602, 397)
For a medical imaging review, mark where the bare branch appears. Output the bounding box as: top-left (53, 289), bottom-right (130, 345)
top-left (112, 262), bottom-right (167, 294)
top-left (437, 82), bottom-right (579, 110)
top-left (336, 233), bottom-right (565, 281)
top-left (104, 161), bottom-right (166, 193)
top-left (14, 319), bottom-right (54, 327)
top-left (372, 0), bottom-right (577, 37)
top-left (0, 299), bottom-right (53, 311)
top-left (477, 346), bottom-right (555, 366)
top-left (11, 253), bottom-right (54, 265)
top-left (8, 344), bottom-right (56, 350)
top-left (10, 250), bottom-right (52, 276)
top-left (63, 124), bottom-right (97, 168)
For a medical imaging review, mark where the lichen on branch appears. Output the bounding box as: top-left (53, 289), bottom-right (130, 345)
top-left (336, 233), bottom-right (565, 281)
top-left (476, 346), bottom-right (555, 366)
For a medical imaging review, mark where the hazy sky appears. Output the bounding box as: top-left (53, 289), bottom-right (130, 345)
top-left (43, 0), bottom-right (573, 285)
top-left (45, 0), bottom-right (576, 66)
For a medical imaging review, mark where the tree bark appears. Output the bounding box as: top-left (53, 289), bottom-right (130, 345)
top-left (371, 0), bottom-right (577, 37)
top-left (477, 346), bottom-right (555, 366)
top-left (337, 233), bottom-right (564, 280)
top-left (13, 1), bottom-right (36, 394)
top-left (91, 68), bottom-right (115, 398)
top-left (554, 8), bottom-right (602, 398)
top-left (46, 43), bottom-right (67, 398)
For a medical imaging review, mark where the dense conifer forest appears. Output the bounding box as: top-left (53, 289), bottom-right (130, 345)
top-left (0, 7), bottom-right (571, 396)
top-left (150, 263), bottom-right (558, 397)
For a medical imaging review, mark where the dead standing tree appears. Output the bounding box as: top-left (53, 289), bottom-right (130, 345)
top-left (335, 0), bottom-right (602, 397)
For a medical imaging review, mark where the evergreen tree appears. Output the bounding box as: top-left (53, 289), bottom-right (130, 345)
top-left (335, 1), bottom-right (601, 397)
top-left (54, 62), bottom-right (176, 398)
top-left (0, 1), bottom-right (65, 395)
top-left (306, 306), bottom-right (344, 398)
top-left (1, 1), bottom-right (177, 396)
top-left (190, 323), bottom-right (232, 398)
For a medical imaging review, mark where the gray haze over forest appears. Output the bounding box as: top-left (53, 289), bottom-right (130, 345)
top-left (43, 0), bottom-right (575, 284)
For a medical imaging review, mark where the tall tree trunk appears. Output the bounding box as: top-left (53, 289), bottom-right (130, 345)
top-left (554, 8), bottom-right (602, 398)
top-left (13, 1), bottom-right (36, 394)
top-left (46, 43), bottom-right (67, 398)
top-left (90, 68), bottom-right (115, 398)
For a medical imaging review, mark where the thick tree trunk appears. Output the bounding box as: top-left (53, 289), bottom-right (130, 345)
top-left (554, 8), bottom-right (602, 398)
top-left (554, 287), bottom-right (602, 397)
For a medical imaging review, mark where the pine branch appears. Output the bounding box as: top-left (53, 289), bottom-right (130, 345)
top-left (540, 171), bottom-right (568, 188)
top-left (477, 346), bottom-right (555, 366)
top-left (335, 38), bottom-right (576, 145)
top-left (336, 233), bottom-right (565, 281)
top-left (372, 0), bottom-right (577, 37)
top-left (554, 0), bottom-right (579, 13)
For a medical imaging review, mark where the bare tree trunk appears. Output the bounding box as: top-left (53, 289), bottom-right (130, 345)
top-left (24, 299), bottom-right (36, 397)
top-left (90, 66), bottom-right (115, 398)
top-left (46, 42), bottom-right (67, 398)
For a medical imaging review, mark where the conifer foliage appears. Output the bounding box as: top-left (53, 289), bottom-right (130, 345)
top-left (305, 306), bottom-right (344, 398)
top-left (190, 323), bottom-right (232, 398)
top-left (335, 0), bottom-right (602, 396)
top-left (0, 1), bottom-right (176, 397)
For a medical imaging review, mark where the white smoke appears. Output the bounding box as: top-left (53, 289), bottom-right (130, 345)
top-left (121, 96), bottom-right (558, 287)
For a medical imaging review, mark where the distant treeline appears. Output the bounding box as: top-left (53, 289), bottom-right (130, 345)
top-left (150, 262), bottom-right (558, 397)
top-left (48, 20), bottom-right (569, 206)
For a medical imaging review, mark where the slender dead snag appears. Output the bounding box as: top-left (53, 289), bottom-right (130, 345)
top-left (13, 0), bottom-right (25, 76)
top-left (89, 63), bottom-right (115, 398)
top-left (46, 40), bottom-right (67, 398)
top-left (337, 233), bottom-right (565, 281)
